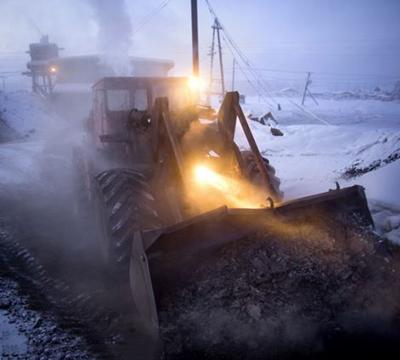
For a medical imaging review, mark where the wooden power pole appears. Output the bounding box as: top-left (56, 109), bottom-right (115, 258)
top-left (207, 18), bottom-right (225, 101)
top-left (231, 58), bottom-right (236, 91)
top-left (301, 72), bottom-right (318, 106)
top-left (214, 18), bottom-right (225, 96)
top-left (207, 20), bottom-right (216, 104)
top-left (301, 72), bottom-right (311, 105)
top-left (191, 0), bottom-right (199, 77)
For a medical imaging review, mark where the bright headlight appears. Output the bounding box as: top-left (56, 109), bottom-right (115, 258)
top-left (187, 76), bottom-right (205, 91)
top-left (194, 165), bottom-right (229, 192)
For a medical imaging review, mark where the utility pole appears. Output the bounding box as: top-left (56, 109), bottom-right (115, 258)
top-left (214, 18), bottom-right (225, 96)
top-left (301, 72), bottom-right (318, 106)
top-left (191, 0), bottom-right (199, 77)
top-left (301, 72), bottom-right (311, 105)
top-left (207, 22), bottom-right (216, 104)
top-left (207, 18), bottom-right (226, 101)
top-left (231, 58), bottom-right (236, 91)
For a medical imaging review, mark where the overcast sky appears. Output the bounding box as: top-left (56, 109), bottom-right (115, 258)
top-left (1, 0), bottom-right (399, 80)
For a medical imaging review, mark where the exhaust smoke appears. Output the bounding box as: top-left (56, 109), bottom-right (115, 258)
top-left (85, 0), bottom-right (133, 75)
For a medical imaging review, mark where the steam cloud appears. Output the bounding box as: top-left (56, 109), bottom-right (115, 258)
top-left (85, 0), bottom-right (133, 74)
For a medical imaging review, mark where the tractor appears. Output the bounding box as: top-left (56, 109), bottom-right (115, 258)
top-left (74, 76), bottom-right (372, 331)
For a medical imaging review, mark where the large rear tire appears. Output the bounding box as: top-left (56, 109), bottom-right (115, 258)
top-left (241, 150), bottom-right (284, 202)
top-left (93, 169), bottom-right (159, 277)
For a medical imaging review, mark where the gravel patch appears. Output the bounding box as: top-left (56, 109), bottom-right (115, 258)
top-left (0, 273), bottom-right (97, 359)
top-left (159, 222), bottom-right (400, 359)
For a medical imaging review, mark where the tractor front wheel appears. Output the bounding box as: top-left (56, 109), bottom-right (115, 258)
top-left (93, 169), bottom-right (160, 279)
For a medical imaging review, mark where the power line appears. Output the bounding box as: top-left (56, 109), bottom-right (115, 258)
top-left (226, 72), bottom-right (400, 82)
top-left (306, 71), bottom-right (400, 79)
top-left (231, 37), bottom-right (400, 46)
top-left (223, 66), bottom-right (400, 83)
top-left (221, 35), bottom-right (274, 110)
top-left (132, 0), bottom-right (172, 36)
top-left (203, 0), bottom-right (333, 125)
top-left (204, 1), bottom-right (280, 106)
top-left (237, 50), bottom-right (400, 57)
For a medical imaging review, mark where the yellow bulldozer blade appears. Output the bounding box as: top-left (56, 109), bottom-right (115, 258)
top-left (129, 185), bottom-right (373, 331)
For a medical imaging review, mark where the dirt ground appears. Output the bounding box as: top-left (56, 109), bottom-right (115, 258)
top-left (159, 221), bottom-right (400, 359)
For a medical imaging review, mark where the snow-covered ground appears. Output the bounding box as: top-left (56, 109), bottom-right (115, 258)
top-left (0, 90), bottom-right (56, 137)
top-left (1, 88), bottom-right (400, 244)
top-left (236, 97), bottom-right (400, 244)
top-left (0, 90), bottom-right (81, 202)
top-left (244, 95), bottom-right (400, 127)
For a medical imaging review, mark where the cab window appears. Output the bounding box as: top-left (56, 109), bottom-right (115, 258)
top-left (133, 88), bottom-right (148, 111)
top-left (106, 89), bottom-right (130, 111)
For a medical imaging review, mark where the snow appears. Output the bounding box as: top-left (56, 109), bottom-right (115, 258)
top-left (244, 96), bottom-right (400, 127)
top-left (355, 161), bottom-right (400, 244)
top-left (236, 122), bottom-right (399, 196)
top-left (236, 98), bottom-right (400, 244)
top-left (0, 91), bottom-right (56, 138)
top-left (0, 89), bottom-right (84, 208)
top-left (0, 310), bottom-right (28, 356)
top-left (355, 160), bottom-right (400, 208)
top-left (373, 207), bottom-right (400, 245)
top-left (0, 55), bottom-right (31, 93)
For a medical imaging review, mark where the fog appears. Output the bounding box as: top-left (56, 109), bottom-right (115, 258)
top-left (1, 0), bottom-right (399, 79)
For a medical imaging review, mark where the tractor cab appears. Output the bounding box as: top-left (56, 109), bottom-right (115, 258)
top-left (91, 77), bottom-right (196, 144)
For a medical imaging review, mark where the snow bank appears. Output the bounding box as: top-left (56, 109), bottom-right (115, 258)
top-left (349, 158), bottom-right (400, 208)
top-left (0, 91), bottom-right (56, 138)
top-left (0, 90), bottom-right (81, 198)
top-left (236, 115), bottom-right (400, 245)
top-left (237, 121), bottom-right (400, 193)
top-left (352, 161), bottom-right (400, 244)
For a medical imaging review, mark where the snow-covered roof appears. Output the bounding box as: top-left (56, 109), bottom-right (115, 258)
top-left (53, 54), bottom-right (174, 69)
